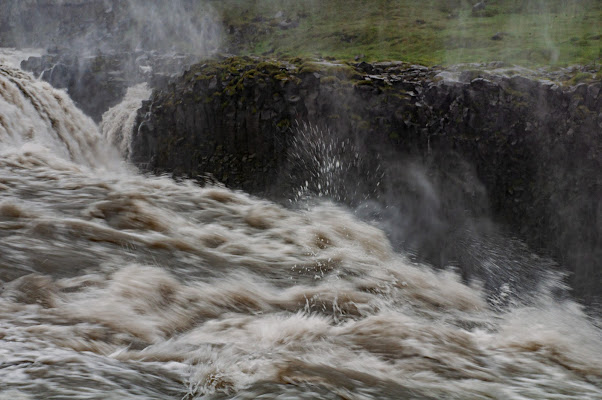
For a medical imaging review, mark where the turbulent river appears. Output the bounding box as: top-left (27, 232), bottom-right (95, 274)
top-left (0, 56), bottom-right (601, 399)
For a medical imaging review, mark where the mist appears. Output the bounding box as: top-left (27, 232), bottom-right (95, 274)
top-left (0, 0), bottom-right (222, 55)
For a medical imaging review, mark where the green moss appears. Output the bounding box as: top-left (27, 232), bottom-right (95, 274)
top-left (357, 120), bottom-right (371, 131)
top-left (328, 64), bottom-right (362, 80)
top-left (272, 73), bottom-right (302, 85)
top-left (242, 69), bottom-right (262, 79)
top-left (299, 63), bottom-right (322, 74)
top-left (321, 75), bottom-right (341, 85)
top-left (504, 87), bottom-right (527, 98)
top-left (195, 73), bottom-right (216, 81)
top-left (567, 72), bottom-right (594, 85)
top-left (353, 79), bottom-right (373, 86)
top-left (256, 61), bottom-right (286, 74)
top-left (387, 92), bottom-right (411, 101)
top-left (576, 104), bottom-right (595, 118)
top-left (276, 119), bottom-right (291, 129)
top-left (308, 62), bottom-right (360, 78)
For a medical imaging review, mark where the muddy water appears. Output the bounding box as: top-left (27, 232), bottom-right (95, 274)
top-left (0, 62), bottom-right (601, 399)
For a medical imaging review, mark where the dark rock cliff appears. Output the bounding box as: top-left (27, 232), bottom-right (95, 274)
top-left (133, 57), bottom-right (601, 304)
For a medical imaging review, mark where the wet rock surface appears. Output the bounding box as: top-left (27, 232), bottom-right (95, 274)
top-left (132, 57), bottom-right (601, 304)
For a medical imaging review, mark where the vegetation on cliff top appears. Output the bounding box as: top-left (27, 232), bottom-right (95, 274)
top-left (205, 0), bottom-right (601, 67)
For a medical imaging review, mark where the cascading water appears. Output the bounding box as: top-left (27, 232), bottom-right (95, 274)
top-left (0, 61), bottom-right (601, 399)
top-left (101, 83), bottom-right (151, 159)
top-left (0, 64), bottom-right (120, 169)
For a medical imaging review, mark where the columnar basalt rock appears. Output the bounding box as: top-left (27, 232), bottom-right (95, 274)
top-left (132, 57), bottom-right (601, 303)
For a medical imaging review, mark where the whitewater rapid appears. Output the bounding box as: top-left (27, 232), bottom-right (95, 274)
top-left (0, 62), bottom-right (601, 399)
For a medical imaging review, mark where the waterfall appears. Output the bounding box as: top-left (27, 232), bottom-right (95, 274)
top-left (0, 64), bottom-right (120, 169)
top-left (100, 83), bottom-right (151, 159)
top-left (0, 61), bottom-right (600, 400)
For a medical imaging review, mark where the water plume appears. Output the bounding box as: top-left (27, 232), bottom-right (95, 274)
top-left (286, 121), bottom-right (383, 204)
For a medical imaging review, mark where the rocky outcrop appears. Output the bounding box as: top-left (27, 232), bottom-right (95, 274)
top-left (132, 57), bottom-right (601, 304)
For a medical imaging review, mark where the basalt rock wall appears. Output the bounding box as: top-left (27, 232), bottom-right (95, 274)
top-left (131, 57), bottom-right (602, 303)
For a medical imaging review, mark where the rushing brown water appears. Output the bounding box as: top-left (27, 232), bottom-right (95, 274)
top-left (0, 61), bottom-right (601, 399)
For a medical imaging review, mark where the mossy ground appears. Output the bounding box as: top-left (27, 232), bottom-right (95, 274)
top-left (202, 0), bottom-right (601, 68)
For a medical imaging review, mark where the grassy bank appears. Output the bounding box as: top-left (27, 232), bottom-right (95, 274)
top-left (205, 0), bottom-right (601, 67)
